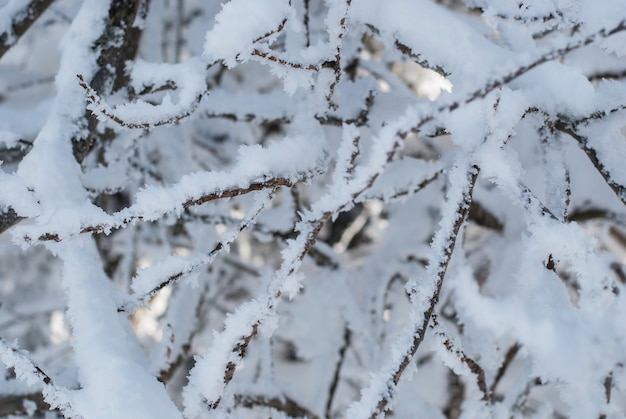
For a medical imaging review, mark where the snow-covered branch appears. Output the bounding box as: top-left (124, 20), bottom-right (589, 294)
top-left (347, 161), bottom-right (479, 418)
top-left (0, 339), bottom-right (78, 418)
top-left (0, 0), bottom-right (54, 59)
top-left (2, 0), bottom-right (626, 418)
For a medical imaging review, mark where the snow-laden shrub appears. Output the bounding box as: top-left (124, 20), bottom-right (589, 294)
top-left (1, 0), bottom-right (626, 417)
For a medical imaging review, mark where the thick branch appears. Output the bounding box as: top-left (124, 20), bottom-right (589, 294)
top-left (0, 392), bottom-right (49, 417)
top-left (0, 0), bottom-right (54, 60)
top-left (0, 207), bottom-right (23, 235)
top-left (73, 0), bottom-right (147, 162)
top-left (0, 140), bottom-right (33, 164)
top-left (93, 0), bottom-right (145, 94)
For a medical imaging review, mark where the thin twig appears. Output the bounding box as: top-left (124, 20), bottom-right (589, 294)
top-left (30, 177), bottom-right (294, 243)
top-left (369, 164), bottom-right (479, 418)
top-left (77, 74), bottom-right (204, 130)
top-left (362, 169), bottom-right (442, 203)
top-left (394, 40), bottom-right (449, 77)
top-left (432, 316), bottom-right (489, 402)
top-left (326, 0), bottom-right (353, 108)
top-left (118, 188), bottom-right (278, 312)
top-left (235, 394), bottom-right (319, 419)
top-left (326, 327), bottom-right (352, 418)
top-left (253, 18), bottom-right (287, 43)
top-left (0, 339), bottom-right (78, 418)
top-left (402, 19), bottom-right (626, 139)
top-left (204, 88), bottom-right (374, 128)
top-left (489, 342), bottom-right (520, 397)
top-left (251, 48), bottom-right (336, 71)
top-left (554, 120), bottom-right (626, 207)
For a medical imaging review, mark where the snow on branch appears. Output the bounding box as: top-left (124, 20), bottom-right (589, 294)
top-left (17, 130), bottom-right (324, 244)
top-left (4, 1), bottom-right (626, 418)
top-left (183, 118), bottom-right (411, 413)
top-left (346, 160), bottom-right (479, 418)
top-left (20, 176), bottom-right (296, 243)
top-left (0, 0), bottom-right (54, 60)
top-left (0, 339), bottom-right (78, 418)
top-left (431, 315), bottom-right (489, 402)
top-left (203, 0), bottom-right (292, 67)
top-left (554, 106), bottom-right (626, 207)
top-left (77, 71), bottom-right (205, 130)
top-left (121, 189), bottom-right (277, 313)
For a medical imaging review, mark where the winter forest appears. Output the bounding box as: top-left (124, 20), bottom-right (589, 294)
top-left (1, 0), bottom-right (626, 418)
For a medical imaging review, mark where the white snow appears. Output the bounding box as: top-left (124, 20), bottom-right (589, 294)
top-left (2, 0), bottom-right (626, 417)
top-left (204, 0), bottom-right (292, 67)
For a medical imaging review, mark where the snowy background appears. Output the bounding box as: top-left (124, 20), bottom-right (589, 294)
top-left (1, 0), bottom-right (626, 418)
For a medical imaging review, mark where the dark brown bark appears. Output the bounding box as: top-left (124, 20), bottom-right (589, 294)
top-left (0, 207), bottom-right (22, 235)
top-left (73, 0), bottom-right (148, 163)
top-left (0, 0), bottom-right (55, 60)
